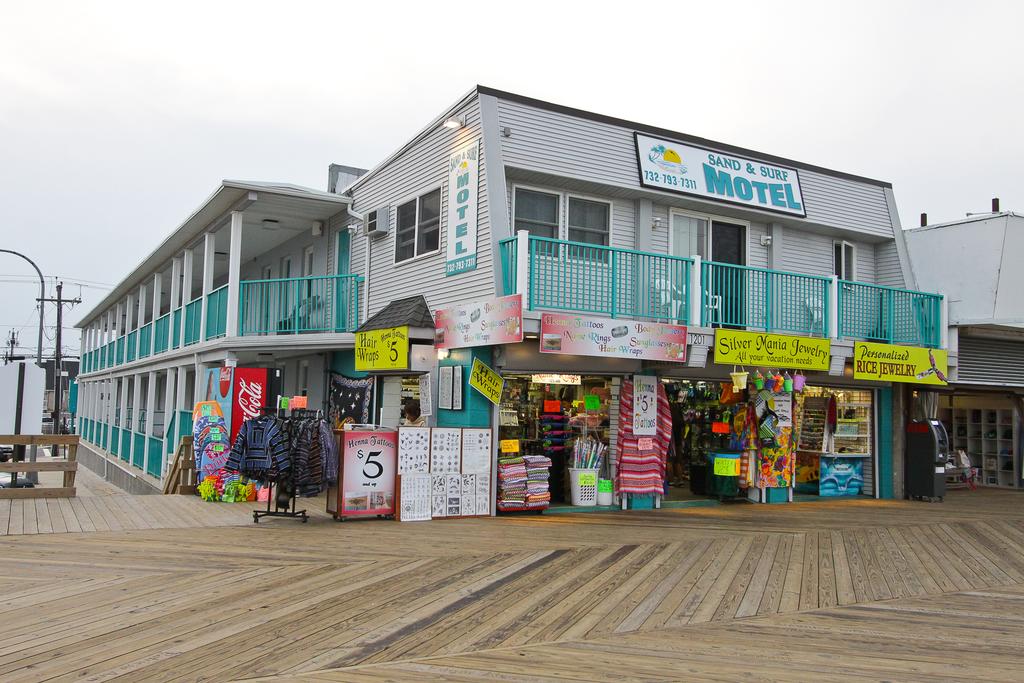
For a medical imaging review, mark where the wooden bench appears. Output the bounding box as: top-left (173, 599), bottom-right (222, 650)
top-left (0, 435), bottom-right (79, 499)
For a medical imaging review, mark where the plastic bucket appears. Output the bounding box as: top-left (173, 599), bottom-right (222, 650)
top-left (597, 478), bottom-right (613, 506)
top-left (569, 468), bottom-right (599, 506)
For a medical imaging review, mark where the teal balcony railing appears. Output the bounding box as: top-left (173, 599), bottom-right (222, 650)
top-left (126, 330), bottom-right (138, 363)
top-left (147, 436), bottom-right (163, 478)
top-left (500, 235), bottom-right (691, 323)
top-left (239, 273), bottom-right (363, 335)
top-left (138, 322), bottom-right (153, 359)
top-left (133, 432), bottom-right (145, 469)
top-left (838, 281), bottom-right (942, 347)
top-left (502, 233), bottom-right (942, 347)
top-left (499, 238), bottom-right (517, 296)
top-left (184, 297), bottom-right (202, 345)
top-left (154, 313), bottom-right (170, 354)
top-left (701, 261), bottom-right (831, 336)
top-left (116, 335), bottom-right (125, 365)
top-left (111, 426), bottom-right (121, 456)
top-left (205, 285), bottom-right (228, 340)
top-left (171, 307), bottom-right (182, 349)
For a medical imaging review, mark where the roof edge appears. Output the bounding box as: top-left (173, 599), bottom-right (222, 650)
top-left (477, 85), bottom-right (893, 189)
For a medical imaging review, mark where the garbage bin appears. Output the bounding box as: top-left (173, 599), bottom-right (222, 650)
top-left (706, 452), bottom-right (741, 499)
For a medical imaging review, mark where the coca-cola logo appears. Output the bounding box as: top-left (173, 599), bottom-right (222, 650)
top-left (236, 377), bottom-right (264, 420)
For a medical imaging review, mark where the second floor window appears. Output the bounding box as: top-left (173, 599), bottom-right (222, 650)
top-left (834, 241), bottom-right (856, 280)
top-left (514, 188), bottom-right (559, 239)
top-left (568, 197), bottom-right (610, 246)
top-left (395, 188), bottom-right (441, 263)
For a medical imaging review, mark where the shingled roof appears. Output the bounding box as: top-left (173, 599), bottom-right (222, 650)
top-left (356, 295), bottom-right (435, 332)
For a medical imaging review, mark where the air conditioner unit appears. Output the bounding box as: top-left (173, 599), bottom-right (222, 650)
top-left (363, 207), bottom-right (389, 238)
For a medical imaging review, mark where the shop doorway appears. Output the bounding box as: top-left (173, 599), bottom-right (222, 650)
top-left (498, 374), bottom-right (613, 504)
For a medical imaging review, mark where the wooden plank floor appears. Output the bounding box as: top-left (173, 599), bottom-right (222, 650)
top-left (0, 487), bottom-right (1022, 680)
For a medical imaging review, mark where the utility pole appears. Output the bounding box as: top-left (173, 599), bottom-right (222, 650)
top-left (4, 330), bottom-right (16, 364)
top-left (40, 281), bottom-right (81, 454)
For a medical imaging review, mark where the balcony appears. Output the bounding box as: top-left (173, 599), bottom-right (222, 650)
top-left (183, 297), bottom-right (202, 345)
top-left (154, 313), bottom-right (170, 354)
top-left (499, 236), bottom-right (691, 324)
top-left (501, 232), bottom-right (943, 347)
top-left (79, 274), bottom-right (365, 375)
top-left (204, 285), bottom-right (229, 340)
top-left (239, 273), bottom-right (363, 335)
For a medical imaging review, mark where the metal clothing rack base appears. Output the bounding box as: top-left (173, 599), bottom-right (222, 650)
top-left (253, 481), bottom-right (308, 523)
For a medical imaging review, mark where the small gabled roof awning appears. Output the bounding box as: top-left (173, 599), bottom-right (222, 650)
top-left (356, 295), bottom-right (435, 334)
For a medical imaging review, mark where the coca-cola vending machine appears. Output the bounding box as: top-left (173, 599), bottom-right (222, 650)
top-left (201, 367), bottom-right (270, 443)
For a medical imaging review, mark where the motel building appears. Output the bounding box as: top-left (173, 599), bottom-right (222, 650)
top-left (75, 86), bottom-right (951, 508)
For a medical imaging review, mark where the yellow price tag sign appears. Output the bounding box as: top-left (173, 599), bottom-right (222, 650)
top-left (499, 439), bottom-right (520, 454)
top-left (578, 472), bottom-right (597, 487)
top-left (355, 326), bottom-right (410, 371)
top-left (713, 457), bottom-right (740, 477)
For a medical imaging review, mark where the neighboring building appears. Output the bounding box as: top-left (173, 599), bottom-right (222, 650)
top-left (75, 87), bottom-right (947, 499)
top-left (905, 209), bottom-right (1024, 489)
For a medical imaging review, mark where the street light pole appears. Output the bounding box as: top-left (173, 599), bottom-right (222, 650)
top-left (0, 249), bottom-right (45, 483)
top-left (0, 249), bottom-right (45, 366)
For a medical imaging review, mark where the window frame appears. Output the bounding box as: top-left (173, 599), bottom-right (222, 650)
top-left (833, 239), bottom-right (857, 280)
top-left (512, 185), bottom-right (561, 240)
top-left (393, 185), bottom-right (443, 266)
top-left (566, 193), bottom-right (613, 247)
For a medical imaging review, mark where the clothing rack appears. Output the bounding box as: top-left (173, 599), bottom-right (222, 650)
top-left (246, 407), bottom-right (312, 524)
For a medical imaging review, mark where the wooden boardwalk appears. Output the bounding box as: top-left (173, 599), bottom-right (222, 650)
top-left (0, 484), bottom-right (1022, 680)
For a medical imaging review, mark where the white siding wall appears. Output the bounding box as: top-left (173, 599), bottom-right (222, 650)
top-left (875, 241), bottom-right (906, 288)
top-left (347, 96), bottom-right (494, 318)
top-left (497, 97), bottom-right (897, 240)
top-left (778, 230), bottom-right (879, 284)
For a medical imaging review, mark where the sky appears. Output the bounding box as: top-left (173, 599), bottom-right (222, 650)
top-left (1, 1), bottom-right (1021, 358)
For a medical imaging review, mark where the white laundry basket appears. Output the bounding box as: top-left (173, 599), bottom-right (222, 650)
top-left (569, 468), bottom-right (598, 506)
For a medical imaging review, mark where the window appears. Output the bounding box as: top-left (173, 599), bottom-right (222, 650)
top-left (394, 188), bottom-right (442, 263)
top-left (364, 210), bottom-right (377, 234)
top-left (280, 256), bottom-right (292, 279)
top-left (834, 241), bottom-right (856, 280)
top-left (568, 197), bottom-right (610, 246)
top-left (514, 188), bottom-right (559, 239)
top-left (299, 360), bottom-right (309, 396)
top-left (303, 246), bottom-right (315, 277)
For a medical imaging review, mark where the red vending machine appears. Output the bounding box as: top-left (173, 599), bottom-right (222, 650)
top-left (201, 366), bottom-right (270, 443)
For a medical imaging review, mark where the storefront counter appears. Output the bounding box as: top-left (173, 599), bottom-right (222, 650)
top-left (795, 451), bottom-right (868, 497)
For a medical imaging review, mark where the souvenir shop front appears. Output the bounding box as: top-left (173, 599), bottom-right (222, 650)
top-left (493, 325), bottom-right (900, 510)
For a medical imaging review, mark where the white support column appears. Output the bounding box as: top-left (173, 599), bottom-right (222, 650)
top-left (145, 370), bottom-right (158, 473)
top-left (138, 283), bottom-right (148, 327)
top-left (515, 230), bottom-right (529, 303)
top-left (199, 232), bottom-right (216, 341)
top-left (940, 295), bottom-right (949, 350)
top-left (170, 257), bottom-right (182, 349)
top-left (162, 368), bottom-right (175, 441)
top-left (118, 376), bottom-right (129, 443)
top-left (151, 273), bottom-right (162, 355)
top-left (115, 302), bottom-right (123, 337)
top-left (689, 255), bottom-right (703, 326)
top-left (182, 250), bottom-right (194, 303)
top-left (125, 294), bottom-right (136, 331)
top-left (131, 373), bottom-right (142, 432)
top-left (176, 366), bottom-right (188, 411)
top-left (828, 275), bottom-right (840, 339)
top-left (226, 211), bottom-right (243, 337)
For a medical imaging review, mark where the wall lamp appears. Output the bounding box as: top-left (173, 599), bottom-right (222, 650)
top-left (443, 116), bottom-right (464, 129)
